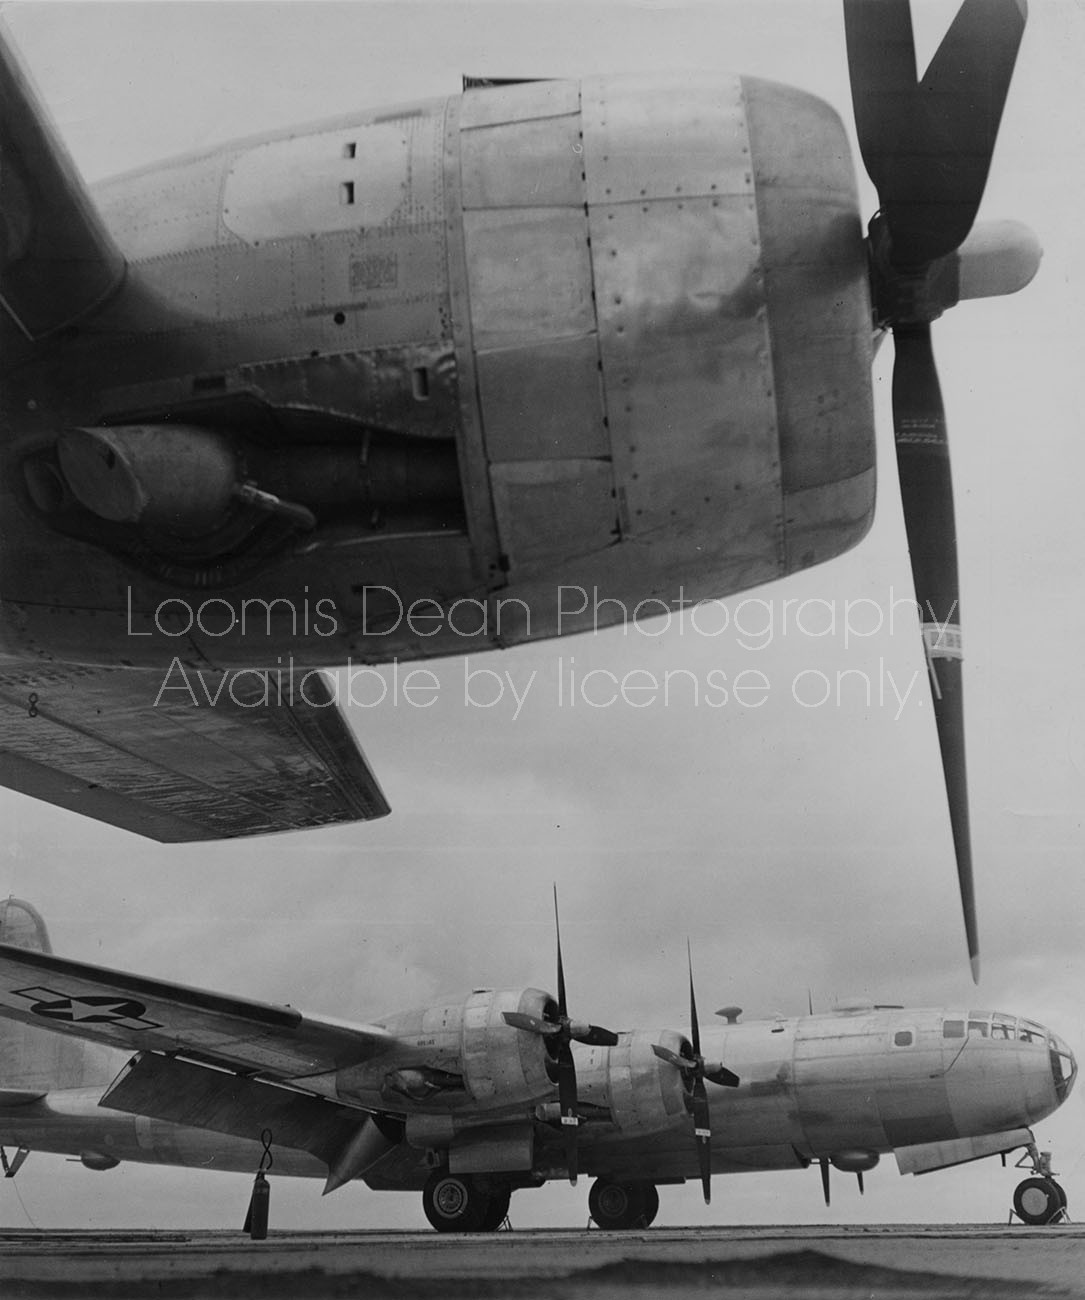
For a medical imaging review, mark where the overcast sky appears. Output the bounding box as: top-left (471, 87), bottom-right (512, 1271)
top-left (1, 0), bottom-right (1083, 1232)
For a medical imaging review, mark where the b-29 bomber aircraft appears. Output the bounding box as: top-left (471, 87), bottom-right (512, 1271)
top-left (0, 899), bottom-right (1074, 1231)
top-left (0, 3), bottom-right (1041, 974)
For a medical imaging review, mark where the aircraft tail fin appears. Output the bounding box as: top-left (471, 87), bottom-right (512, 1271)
top-left (0, 898), bottom-right (121, 1092)
top-left (0, 22), bottom-right (125, 339)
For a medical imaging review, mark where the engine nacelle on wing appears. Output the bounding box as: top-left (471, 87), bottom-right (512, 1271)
top-left (574, 1028), bottom-right (691, 1137)
top-left (337, 987), bottom-right (558, 1117)
top-left (3, 71), bottom-right (876, 670)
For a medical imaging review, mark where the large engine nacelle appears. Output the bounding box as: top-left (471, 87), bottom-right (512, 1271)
top-left (337, 987), bottom-right (558, 1118)
top-left (575, 1028), bottom-right (692, 1137)
top-left (1, 70), bottom-right (879, 672)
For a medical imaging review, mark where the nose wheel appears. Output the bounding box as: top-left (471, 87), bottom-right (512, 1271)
top-left (1010, 1147), bottom-right (1069, 1225)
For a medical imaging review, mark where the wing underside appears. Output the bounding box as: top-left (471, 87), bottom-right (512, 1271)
top-left (0, 663), bottom-right (389, 840)
top-left (100, 1051), bottom-right (403, 1190)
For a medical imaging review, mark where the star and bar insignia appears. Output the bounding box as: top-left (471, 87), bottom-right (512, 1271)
top-left (13, 986), bottom-right (162, 1031)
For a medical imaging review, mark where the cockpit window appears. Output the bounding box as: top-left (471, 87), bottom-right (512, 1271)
top-left (943, 1019), bottom-right (965, 1039)
top-left (1019, 1020), bottom-right (1046, 1045)
top-left (967, 1019), bottom-right (989, 1037)
top-left (991, 1014), bottom-right (1016, 1040)
top-left (894, 1030), bottom-right (913, 1047)
top-left (1049, 1038), bottom-right (1077, 1102)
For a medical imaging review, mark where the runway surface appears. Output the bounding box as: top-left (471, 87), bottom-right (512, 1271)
top-left (3, 1224), bottom-right (1084, 1299)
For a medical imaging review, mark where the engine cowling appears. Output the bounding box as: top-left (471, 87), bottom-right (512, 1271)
top-left (337, 987), bottom-right (558, 1117)
top-left (575, 1029), bottom-right (692, 1137)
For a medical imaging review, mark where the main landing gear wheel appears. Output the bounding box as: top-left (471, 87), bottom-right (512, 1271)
top-left (1013, 1177), bottom-right (1068, 1226)
top-left (478, 1184), bottom-right (512, 1231)
top-left (588, 1179), bottom-right (659, 1230)
top-left (423, 1171), bottom-right (496, 1233)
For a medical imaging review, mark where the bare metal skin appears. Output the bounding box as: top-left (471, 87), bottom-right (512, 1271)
top-left (0, 901), bottom-right (1075, 1229)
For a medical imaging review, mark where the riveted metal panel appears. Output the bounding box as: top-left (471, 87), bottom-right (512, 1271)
top-left (132, 250), bottom-right (225, 323)
top-left (236, 346), bottom-right (459, 441)
top-left (875, 1015), bottom-right (955, 1149)
top-left (460, 79), bottom-right (580, 129)
top-left (464, 207), bottom-right (595, 351)
top-left (741, 78), bottom-right (856, 198)
top-left (95, 153), bottom-right (232, 260)
top-left (317, 228), bottom-right (448, 347)
top-left (743, 76), bottom-right (876, 514)
top-left (223, 125), bottom-right (413, 242)
top-left (601, 1031), bottom-right (687, 1137)
top-left (204, 242), bottom-right (298, 323)
top-left (449, 1123), bottom-right (534, 1173)
top-left (461, 990), bottom-right (496, 1103)
top-left (461, 115), bottom-right (584, 210)
top-left (766, 301), bottom-right (874, 489)
top-left (588, 194), bottom-right (781, 546)
top-left (784, 468), bottom-right (876, 573)
top-left (793, 1014), bottom-right (888, 1153)
top-left (581, 74), bottom-right (753, 204)
top-left (476, 335), bottom-right (607, 461)
top-left (703, 1022), bottom-right (801, 1153)
top-left (754, 189), bottom-right (865, 275)
top-left (443, 90), bottom-right (503, 593)
top-left (490, 460), bottom-right (617, 572)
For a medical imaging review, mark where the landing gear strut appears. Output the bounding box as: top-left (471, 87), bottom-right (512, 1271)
top-left (422, 1171), bottom-right (511, 1233)
top-left (588, 1179), bottom-right (659, 1230)
top-left (1011, 1146), bottom-right (1069, 1225)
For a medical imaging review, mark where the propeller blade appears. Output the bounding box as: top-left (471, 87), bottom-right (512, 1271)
top-left (503, 1011), bottom-right (560, 1036)
top-left (570, 1023), bottom-right (620, 1048)
top-left (892, 323), bottom-right (978, 982)
top-left (687, 941), bottom-right (701, 1058)
top-left (857, 1171), bottom-right (865, 1196)
top-left (652, 1043), bottom-right (694, 1072)
top-left (703, 1063), bottom-right (741, 1089)
top-left (553, 1042), bottom-right (579, 1186)
top-left (844, 0), bottom-right (1028, 265)
top-left (553, 885), bottom-right (567, 1019)
top-left (690, 1077), bottom-right (712, 1204)
top-left (820, 1157), bottom-right (831, 1208)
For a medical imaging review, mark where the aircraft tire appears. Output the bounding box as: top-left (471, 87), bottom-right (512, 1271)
top-left (1013, 1176), bottom-right (1065, 1225)
top-left (588, 1178), bottom-right (655, 1230)
top-left (478, 1184), bottom-right (512, 1231)
top-left (422, 1171), bottom-right (490, 1232)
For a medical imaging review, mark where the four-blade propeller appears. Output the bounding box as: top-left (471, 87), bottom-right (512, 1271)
top-left (843, 0), bottom-right (1033, 982)
top-left (502, 887), bottom-right (618, 1185)
top-left (504, 901), bottom-right (740, 1201)
top-left (651, 942), bottom-right (739, 1204)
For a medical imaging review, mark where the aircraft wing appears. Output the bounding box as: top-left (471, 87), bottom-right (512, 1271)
top-left (0, 22), bottom-right (125, 338)
top-left (0, 941), bottom-right (394, 1080)
top-left (0, 663), bottom-right (390, 840)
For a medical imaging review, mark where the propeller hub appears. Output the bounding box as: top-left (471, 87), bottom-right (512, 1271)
top-left (867, 215), bottom-right (959, 327)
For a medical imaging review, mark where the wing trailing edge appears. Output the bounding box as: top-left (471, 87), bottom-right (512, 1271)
top-left (0, 663), bottom-right (390, 841)
top-left (101, 1052), bottom-right (401, 1190)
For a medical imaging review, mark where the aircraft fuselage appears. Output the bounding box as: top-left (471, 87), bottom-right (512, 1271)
top-left (1, 1006), bottom-right (1072, 1196)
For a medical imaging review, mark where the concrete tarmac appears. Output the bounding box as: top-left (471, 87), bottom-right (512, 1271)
top-left (3, 1224), bottom-right (1084, 1299)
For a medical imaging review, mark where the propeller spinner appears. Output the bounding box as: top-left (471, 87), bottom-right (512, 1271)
top-left (502, 887), bottom-right (618, 1185)
top-left (843, 0), bottom-right (1037, 982)
top-left (652, 943), bottom-right (739, 1204)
